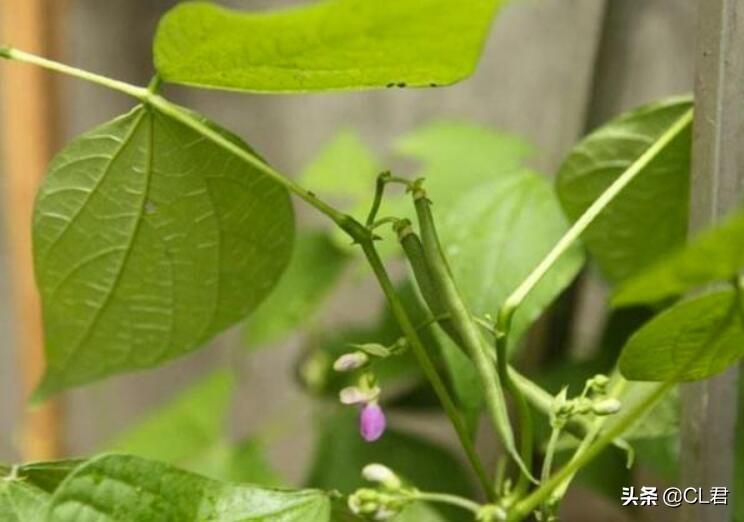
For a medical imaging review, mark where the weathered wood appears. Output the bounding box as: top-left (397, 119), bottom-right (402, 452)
top-left (680, 1), bottom-right (744, 520)
top-left (0, 0), bottom-right (66, 460)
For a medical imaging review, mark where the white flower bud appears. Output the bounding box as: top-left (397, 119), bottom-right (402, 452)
top-left (339, 385), bottom-right (380, 405)
top-left (333, 351), bottom-right (369, 372)
top-left (592, 398), bottom-right (621, 416)
top-left (339, 386), bottom-right (367, 405)
top-left (362, 463), bottom-right (402, 490)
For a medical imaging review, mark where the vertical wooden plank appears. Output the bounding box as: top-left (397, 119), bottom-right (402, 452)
top-left (680, 1), bottom-right (744, 520)
top-left (0, 0), bottom-right (65, 460)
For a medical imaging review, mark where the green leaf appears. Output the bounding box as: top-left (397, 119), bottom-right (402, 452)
top-left (614, 209), bottom-right (744, 307)
top-left (154, 0), bottom-right (501, 93)
top-left (395, 122), bottom-right (534, 201)
top-left (105, 370), bottom-right (233, 466)
top-left (611, 381), bottom-right (679, 441)
top-left (438, 172), bottom-right (584, 349)
top-left (33, 106), bottom-right (294, 398)
top-left (45, 454), bottom-right (330, 522)
top-left (299, 131), bottom-right (382, 207)
top-left (246, 231), bottom-right (350, 347)
top-left (0, 478), bottom-right (49, 522)
top-left (306, 411), bottom-right (476, 522)
top-left (556, 97), bottom-right (693, 283)
top-left (619, 290), bottom-right (744, 381)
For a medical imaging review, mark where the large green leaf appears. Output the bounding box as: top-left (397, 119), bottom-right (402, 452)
top-left (614, 209), bottom-right (744, 307)
top-left (556, 97), bottom-right (692, 283)
top-left (0, 478), bottom-right (49, 522)
top-left (154, 0), bottom-right (500, 93)
top-left (246, 231), bottom-right (350, 347)
top-left (105, 370), bottom-right (233, 465)
top-left (33, 106), bottom-right (294, 398)
top-left (45, 454), bottom-right (330, 522)
top-left (307, 411), bottom-right (475, 521)
top-left (619, 290), bottom-right (744, 381)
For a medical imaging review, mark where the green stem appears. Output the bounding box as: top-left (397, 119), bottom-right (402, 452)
top-left (412, 188), bottom-right (534, 483)
top-left (2, 46), bottom-right (149, 98)
top-left (411, 491), bottom-right (482, 514)
top-left (497, 108), bottom-right (694, 334)
top-left (507, 382), bottom-right (670, 521)
top-left (359, 240), bottom-right (493, 499)
top-left (538, 422), bottom-right (563, 518)
top-left (0, 46), bottom-right (358, 238)
top-left (366, 171), bottom-right (391, 226)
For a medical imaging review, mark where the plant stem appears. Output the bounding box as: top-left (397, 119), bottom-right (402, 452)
top-left (497, 108), bottom-right (694, 334)
top-left (411, 491), bottom-right (482, 514)
top-left (1, 46), bottom-right (149, 98)
top-left (366, 171), bottom-right (391, 226)
top-left (507, 382), bottom-right (670, 521)
top-left (0, 46), bottom-right (357, 237)
top-left (359, 240), bottom-right (493, 499)
top-left (538, 422), bottom-right (562, 518)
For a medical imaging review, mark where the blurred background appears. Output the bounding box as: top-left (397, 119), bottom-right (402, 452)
top-left (0, 1), bottom-right (695, 520)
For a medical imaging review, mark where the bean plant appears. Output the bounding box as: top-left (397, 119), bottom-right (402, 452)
top-left (1, 1), bottom-right (742, 521)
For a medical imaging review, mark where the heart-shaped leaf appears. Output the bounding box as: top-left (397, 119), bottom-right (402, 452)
top-left (154, 0), bottom-right (501, 93)
top-left (619, 290), bottom-right (744, 382)
top-left (556, 97), bottom-right (692, 283)
top-left (44, 454), bottom-right (330, 522)
top-left (33, 106), bottom-right (294, 398)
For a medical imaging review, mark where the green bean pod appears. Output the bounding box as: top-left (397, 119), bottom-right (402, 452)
top-left (411, 187), bottom-right (535, 484)
top-left (394, 219), bottom-right (465, 350)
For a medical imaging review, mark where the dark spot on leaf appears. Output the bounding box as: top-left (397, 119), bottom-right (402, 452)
top-left (397, 82), bottom-right (406, 88)
top-left (386, 83), bottom-right (395, 88)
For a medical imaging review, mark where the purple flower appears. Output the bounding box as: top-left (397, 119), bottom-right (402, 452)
top-left (360, 403), bottom-right (386, 442)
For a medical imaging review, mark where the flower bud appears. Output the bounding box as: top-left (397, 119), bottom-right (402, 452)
top-left (333, 351), bottom-right (370, 372)
top-left (360, 403), bottom-right (387, 442)
top-left (362, 463), bottom-right (402, 490)
top-left (592, 398), bottom-right (621, 416)
top-left (591, 374), bottom-right (610, 388)
top-left (340, 386), bottom-right (371, 405)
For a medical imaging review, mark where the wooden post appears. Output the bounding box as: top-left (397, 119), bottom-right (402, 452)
top-left (680, 1), bottom-right (744, 520)
top-left (0, 0), bottom-right (66, 460)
